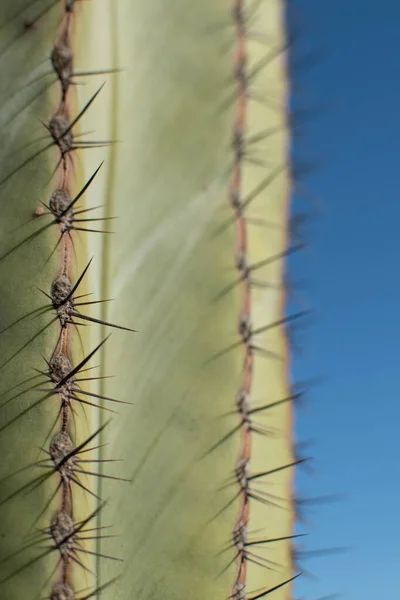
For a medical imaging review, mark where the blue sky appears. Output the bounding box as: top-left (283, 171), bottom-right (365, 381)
top-left (289, 1), bottom-right (400, 598)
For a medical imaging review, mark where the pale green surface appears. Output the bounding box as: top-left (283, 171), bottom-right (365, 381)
top-left (77, 1), bottom-right (294, 599)
top-left (78, 2), bottom-right (242, 597)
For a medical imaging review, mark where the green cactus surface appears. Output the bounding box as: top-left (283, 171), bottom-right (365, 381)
top-left (0, 1), bottom-right (302, 599)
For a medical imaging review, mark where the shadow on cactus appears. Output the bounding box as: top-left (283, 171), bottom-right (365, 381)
top-left (0, 0), bottom-right (316, 599)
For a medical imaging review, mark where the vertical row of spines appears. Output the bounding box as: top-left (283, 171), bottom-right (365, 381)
top-left (47, 2), bottom-right (81, 598)
top-left (230, 3), bottom-right (253, 598)
top-left (0, 1), bottom-right (133, 595)
top-left (42, 1), bottom-right (132, 594)
top-left (229, 2), bottom-right (297, 598)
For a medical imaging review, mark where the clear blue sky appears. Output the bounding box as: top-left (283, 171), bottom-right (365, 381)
top-left (288, 1), bottom-right (400, 598)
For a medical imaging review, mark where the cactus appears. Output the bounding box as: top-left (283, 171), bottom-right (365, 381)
top-left (0, 1), bottom-right (303, 599)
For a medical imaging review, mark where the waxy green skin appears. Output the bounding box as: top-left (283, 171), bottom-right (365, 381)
top-left (0, 1), bottom-right (294, 599)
